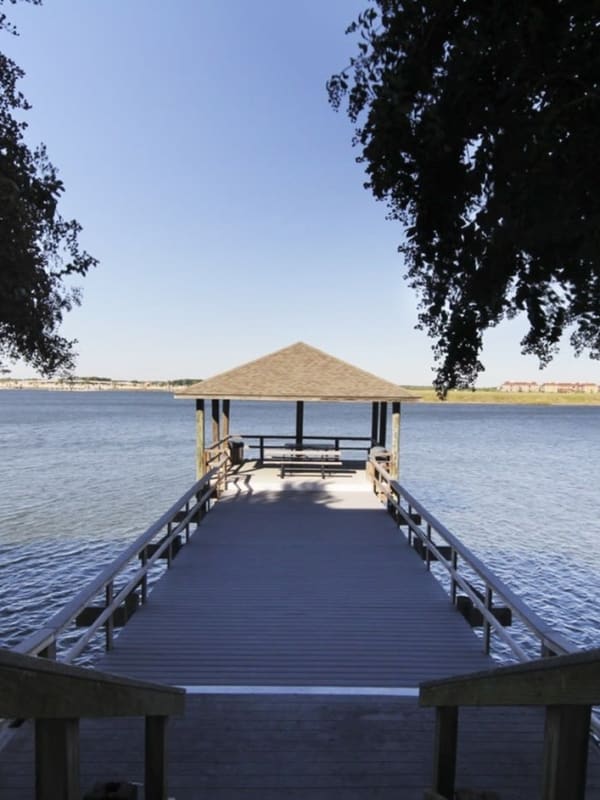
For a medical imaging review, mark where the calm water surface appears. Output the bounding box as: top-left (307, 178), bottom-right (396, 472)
top-left (0, 391), bottom-right (598, 657)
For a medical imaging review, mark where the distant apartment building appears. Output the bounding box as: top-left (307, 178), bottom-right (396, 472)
top-left (539, 382), bottom-right (598, 393)
top-left (499, 381), bottom-right (540, 393)
top-left (500, 380), bottom-right (599, 393)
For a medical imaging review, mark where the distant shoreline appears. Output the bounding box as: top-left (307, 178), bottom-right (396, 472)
top-left (413, 388), bottom-right (600, 405)
top-left (1, 380), bottom-right (599, 405)
top-left (0, 379), bottom-right (195, 393)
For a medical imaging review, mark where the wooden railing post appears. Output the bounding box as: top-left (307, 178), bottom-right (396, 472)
top-left (166, 520), bottom-right (173, 567)
top-left (426, 522), bottom-right (432, 571)
top-left (431, 706), bottom-right (458, 800)
top-left (195, 490), bottom-right (204, 522)
top-left (35, 718), bottom-right (80, 800)
top-left (145, 715), bottom-right (168, 800)
top-left (40, 641), bottom-right (57, 660)
top-left (484, 587), bottom-right (492, 655)
top-left (450, 550), bottom-right (458, 605)
top-left (141, 549), bottom-right (148, 604)
top-left (541, 704), bottom-right (591, 800)
top-left (105, 581), bottom-right (114, 651)
top-left (220, 446), bottom-right (229, 493)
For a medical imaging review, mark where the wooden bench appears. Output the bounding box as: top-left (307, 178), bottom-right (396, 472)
top-left (265, 448), bottom-right (342, 478)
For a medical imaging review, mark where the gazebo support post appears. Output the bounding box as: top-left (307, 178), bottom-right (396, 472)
top-left (223, 400), bottom-right (230, 439)
top-left (371, 402), bottom-right (379, 448)
top-left (211, 399), bottom-right (220, 444)
top-left (195, 399), bottom-right (205, 479)
top-left (379, 402), bottom-right (388, 447)
top-left (391, 402), bottom-right (401, 479)
top-left (295, 401), bottom-right (304, 449)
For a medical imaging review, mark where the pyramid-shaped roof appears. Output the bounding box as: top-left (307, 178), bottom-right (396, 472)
top-left (175, 342), bottom-right (419, 402)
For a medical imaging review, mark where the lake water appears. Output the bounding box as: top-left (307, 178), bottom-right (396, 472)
top-left (0, 390), bottom-right (598, 659)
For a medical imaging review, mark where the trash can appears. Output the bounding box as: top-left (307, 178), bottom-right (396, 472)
top-left (229, 437), bottom-right (244, 466)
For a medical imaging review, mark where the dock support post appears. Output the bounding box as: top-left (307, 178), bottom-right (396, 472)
top-left (371, 402), bottom-right (378, 447)
top-left (145, 715), bottom-right (168, 800)
top-left (541, 704), bottom-right (591, 800)
top-left (223, 399), bottom-right (230, 439)
top-left (35, 718), bottom-right (80, 800)
top-left (195, 399), bottom-right (205, 479)
top-left (391, 402), bottom-right (401, 479)
top-left (431, 706), bottom-right (458, 800)
top-left (295, 401), bottom-right (304, 448)
top-left (212, 399), bottom-right (220, 445)
top-left (379, 402), bottom-right (387, 447)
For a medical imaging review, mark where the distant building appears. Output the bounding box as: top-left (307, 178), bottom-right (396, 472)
top-left (499, 381), bottom-right (540, 393)
top-left (540, 382), bottom-right (599, 393)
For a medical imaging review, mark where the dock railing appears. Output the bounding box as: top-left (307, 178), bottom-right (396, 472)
top-left (0, 647), bottom-right (184, 800)
top-left (5, 458), bottom-right (231, 795)
top-left (203, 434), bottom-right (236, 493)
top-left (368, 456), bottom-right (600, 748)
top-left (368, 456), bottom-right (576, 662)
top-left (14, 459), bottom-right (228, 664)
top-left (420, 646), bottom-right (600, 800)
top-left (240, 433), bottom-right (372, 462)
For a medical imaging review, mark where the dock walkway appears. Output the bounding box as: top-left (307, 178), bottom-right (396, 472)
top-left (95, 472), bottom-right (491, 687)
top-left (2, 467), bottom-right (599, 798)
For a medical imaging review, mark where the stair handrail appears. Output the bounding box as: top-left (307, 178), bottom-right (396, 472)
top-left (419, 646), bottom-right (600, 800)
top-left (0, 647), bottom-right (185, 800)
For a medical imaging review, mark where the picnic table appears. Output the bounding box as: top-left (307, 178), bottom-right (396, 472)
top-left (265, 446), bottom-right (342, 478)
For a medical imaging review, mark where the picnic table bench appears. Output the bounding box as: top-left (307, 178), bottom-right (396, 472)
top-left (265, 447), bottom-right (342, 478)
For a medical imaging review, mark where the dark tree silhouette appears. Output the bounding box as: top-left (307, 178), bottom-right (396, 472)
top-left (0, 0), bottom-right (96, 375)
top-left (328, 1), bottom-right (600, 394)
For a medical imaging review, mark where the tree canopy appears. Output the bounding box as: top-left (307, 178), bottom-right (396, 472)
top-left (0, 0), bottom-right (96, 375)
top-left (328, 1), bottom-right (600, 394)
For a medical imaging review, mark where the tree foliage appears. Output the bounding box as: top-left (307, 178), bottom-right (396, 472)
top-left (328, 1), bottom-right (600, 394)
top-left (0, 0), bottom-right (96, 375)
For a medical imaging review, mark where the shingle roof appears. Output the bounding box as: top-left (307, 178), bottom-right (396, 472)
top-left (175, 342), bottom-right (419, 402)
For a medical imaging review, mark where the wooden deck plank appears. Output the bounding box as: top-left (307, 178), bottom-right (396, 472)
top-left (95, 487), bottom-right (492, 686)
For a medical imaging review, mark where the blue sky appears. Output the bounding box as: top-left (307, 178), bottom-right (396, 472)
top-left (4, 0), bottom-right (598, 386)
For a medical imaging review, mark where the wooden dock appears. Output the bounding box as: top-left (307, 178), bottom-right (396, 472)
top-left (2, 463), bottom-right (600, 798)
top-left (92, 474), bottom-right (492, 687)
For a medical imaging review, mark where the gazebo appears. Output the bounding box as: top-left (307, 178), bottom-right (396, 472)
top-left (175, 342), bottom-right (419, 478)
